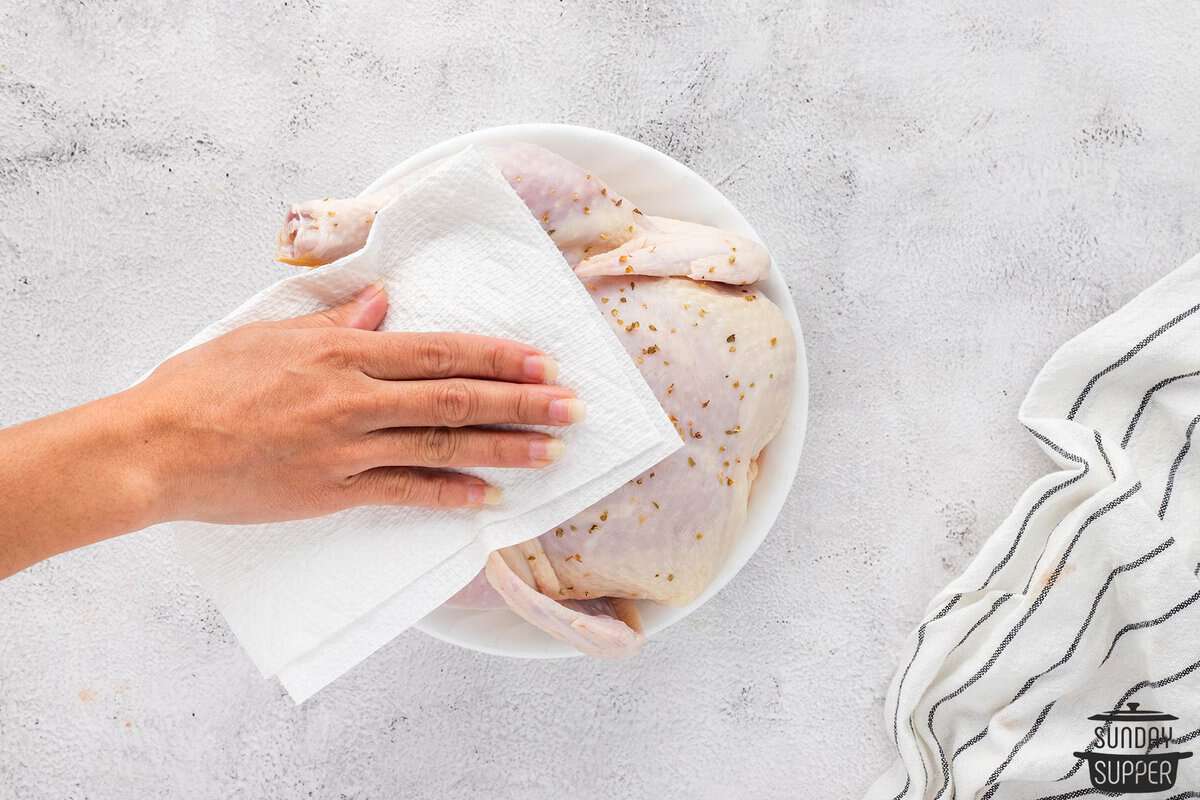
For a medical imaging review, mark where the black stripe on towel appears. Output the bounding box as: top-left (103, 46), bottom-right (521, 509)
top-left (1101, 587), bottom-right (1200, 666)
top-left (892, 594), bottom-right (964, 746)
top-left (887, 717), bottom-right (932, 800)
top-left (1068, 302), bottom-right (1200, 421)
top-left (1159, 414), bottom-right (1200, 520)
top-left (951, 594), bottom-right (1014, 653)
top-left (979, 701), bottom-right (1057, 800)
top-left (1093, 431), bottom-right (1115, 480)
top-left (887, 594), bottom-right (964, 800)
top-left (1173, 727), bottom-right (1200, 746)
top-left (978, 431), bottom-right (1090, 591)
top-left (1121, 370), bottom-right (1200, 448)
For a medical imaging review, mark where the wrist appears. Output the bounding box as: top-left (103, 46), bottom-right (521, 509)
top-left (0, 387), bottom-right (176, 577)
top-left (91, 387), bottom-right (179, 530)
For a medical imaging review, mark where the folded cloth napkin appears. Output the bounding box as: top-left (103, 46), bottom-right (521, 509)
top-left (168, 147), bottom-right (681, 703)
top-left (868, 256), bottom-right (1200, 799)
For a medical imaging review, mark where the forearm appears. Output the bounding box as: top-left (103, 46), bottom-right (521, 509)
top-left (0, 287), bottom-right (576, 578)
top-left (0, 391), bottom-right (162, 578)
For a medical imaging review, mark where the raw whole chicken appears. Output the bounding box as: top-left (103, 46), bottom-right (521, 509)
top-left (276, 143), bottom-right (796, 658)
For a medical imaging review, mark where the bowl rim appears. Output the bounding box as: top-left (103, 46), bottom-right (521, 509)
top-left (378, 123), bottom-right (810, 658)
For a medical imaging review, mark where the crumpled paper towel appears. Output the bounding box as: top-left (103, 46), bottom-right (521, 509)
top-left (169, 147), bottom-right (681, 702)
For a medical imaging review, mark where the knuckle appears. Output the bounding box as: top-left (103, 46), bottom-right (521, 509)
top-left (416, 337), bottom-right (456, 378)
top-left (389, 470), bottom-right (418, 502)
top-left (315, 332), bottom-right (352, 368)
top-left (431, 479), bottom-right (453, 508)
top-left (326, 382), bottom-right (369, 426)
top-left (418, 428), bottom-right (459, 466)
top-left (488, 344), bottom-right (506, 378)
top-left (326, 395), bottom-right (356, 427)
top-left (315, 307), bottom-right (344, 328)
top-left (432, 380), bottom-right (476, 426)
top-left (489, 435), bottom-right (511, 465)
top-left (366, 469), bottom-right (418, 504)
top-left (513, 389), bottom-right (535, 422)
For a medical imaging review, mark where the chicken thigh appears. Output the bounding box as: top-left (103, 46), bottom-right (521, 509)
top-left (277, 143), bottom-right (795, 658)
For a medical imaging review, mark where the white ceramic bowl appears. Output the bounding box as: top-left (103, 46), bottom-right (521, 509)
top-left (367, 124), bottom-right (809, 658)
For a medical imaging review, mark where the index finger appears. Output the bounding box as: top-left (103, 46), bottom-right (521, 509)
top-left (338, 330), bottom-right (559, 384)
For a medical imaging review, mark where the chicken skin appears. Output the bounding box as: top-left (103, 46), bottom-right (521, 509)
top-left (277, 143), bottom-right (795, 657)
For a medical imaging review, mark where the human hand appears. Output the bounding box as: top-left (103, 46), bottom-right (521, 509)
top-left (128, 282), bottom-right (583, 524)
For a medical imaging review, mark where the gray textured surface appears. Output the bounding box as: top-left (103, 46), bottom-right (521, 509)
top-left (2, 2), bottom-right (1199, 798)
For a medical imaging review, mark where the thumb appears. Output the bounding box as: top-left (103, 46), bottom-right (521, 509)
top-left (273, 281), bottom-right (389, 330)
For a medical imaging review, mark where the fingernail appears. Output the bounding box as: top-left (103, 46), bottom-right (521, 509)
top-left (345, 280), bottom-right (388, 330)
top-left (529, 438), bottom-right (565, 464)
top-left (355, 280), bottom-right (386, 302)
top-left (524, 355), bottom-right (559, 384)
top-left (468, 484), bottom-right (504, 506)
top-left (549, 398), bottom-right (587, 424)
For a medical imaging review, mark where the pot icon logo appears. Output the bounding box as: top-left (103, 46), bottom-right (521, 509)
top-left (1074, 702), bottom-right (1192, 793)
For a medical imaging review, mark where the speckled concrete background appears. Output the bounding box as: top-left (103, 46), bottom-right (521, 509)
top-left (2, 1), bottom-right (1199, 798)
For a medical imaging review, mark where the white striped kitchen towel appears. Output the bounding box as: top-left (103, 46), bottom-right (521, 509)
top-left (867, 255), bottom-right (1200, 800)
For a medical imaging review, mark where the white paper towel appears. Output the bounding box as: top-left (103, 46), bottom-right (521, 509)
top-left (169, 147), bottom-right (682, 702)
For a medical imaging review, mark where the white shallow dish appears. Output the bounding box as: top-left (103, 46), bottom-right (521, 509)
top-left (370, 124), bottom-right (810, 658)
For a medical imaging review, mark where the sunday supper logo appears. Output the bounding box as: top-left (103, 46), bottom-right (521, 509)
top-left (1073, 702), bottom-right (1192, 793)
